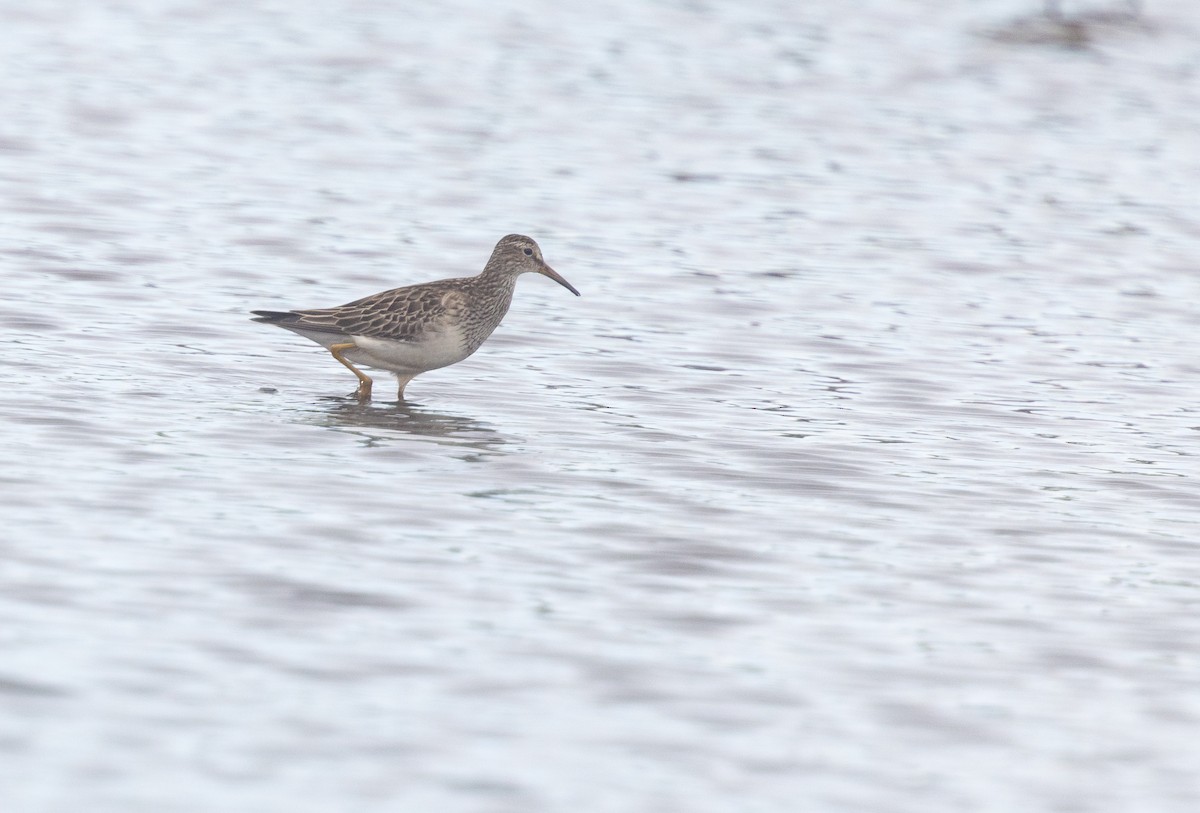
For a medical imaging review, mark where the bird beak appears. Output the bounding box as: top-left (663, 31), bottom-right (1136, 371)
top-left (539, 262), bottom-right (580, 296)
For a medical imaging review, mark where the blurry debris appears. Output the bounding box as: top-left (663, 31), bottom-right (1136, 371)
top-left (986, 1), bottom-right (1151, 49)
top-left (669, 172), bottom-right (721, 183)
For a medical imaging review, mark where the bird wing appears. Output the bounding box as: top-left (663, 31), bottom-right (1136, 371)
top-left (269, 283), bottom-right (461, 342)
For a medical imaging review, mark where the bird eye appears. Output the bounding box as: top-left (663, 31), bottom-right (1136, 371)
top-left (523, 248), bottom-right (533, 256)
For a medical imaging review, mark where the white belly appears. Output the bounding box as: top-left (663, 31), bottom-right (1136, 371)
top-left (282, 323), bottom-right (478, 374)
top-left (347, 328), bottom-right (472, 374)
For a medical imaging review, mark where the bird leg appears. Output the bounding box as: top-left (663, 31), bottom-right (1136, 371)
top-left (329, 342), bottom-right (373, 401)
top-left (395, 374), bottom-right (415, 401)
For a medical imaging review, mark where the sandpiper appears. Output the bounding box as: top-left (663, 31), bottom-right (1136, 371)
top-left (251, 234), bottom-right (579, 401)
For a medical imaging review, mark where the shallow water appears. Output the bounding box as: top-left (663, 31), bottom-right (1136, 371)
top-left (3, 0), bottom-right (1200, 811)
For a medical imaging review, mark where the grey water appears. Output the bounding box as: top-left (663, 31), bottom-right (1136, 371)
top-left (2, 1), bottom-right (1199, 811)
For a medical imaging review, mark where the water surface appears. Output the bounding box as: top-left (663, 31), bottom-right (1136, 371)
top-left (2, 1), bottom-right (1199, 811)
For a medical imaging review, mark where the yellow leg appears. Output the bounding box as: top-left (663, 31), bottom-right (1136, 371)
top-left (330, 342), bottom-right (373, 400)
top-left (396, 374), bottom-right (415, 401)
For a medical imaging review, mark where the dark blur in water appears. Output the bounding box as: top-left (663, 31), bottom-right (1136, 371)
top-left (2, 1), bottom-right (1199, 811)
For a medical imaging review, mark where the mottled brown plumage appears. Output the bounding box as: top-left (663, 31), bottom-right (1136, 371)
top-left (252, 234), bottom-right (579, 401)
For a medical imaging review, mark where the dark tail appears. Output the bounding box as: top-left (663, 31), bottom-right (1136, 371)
top-left (250, 309), bottom-right (299, 325)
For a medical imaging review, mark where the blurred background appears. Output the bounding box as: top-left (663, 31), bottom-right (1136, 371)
top-left (1, 1), bottom-right (1198, 811)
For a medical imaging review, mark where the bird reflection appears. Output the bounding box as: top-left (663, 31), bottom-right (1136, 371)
top-left (301, 397), bottom-right (509, 452)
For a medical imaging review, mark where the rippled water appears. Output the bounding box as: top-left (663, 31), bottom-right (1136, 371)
top-left (3, 0), bottom-right (1200, 811)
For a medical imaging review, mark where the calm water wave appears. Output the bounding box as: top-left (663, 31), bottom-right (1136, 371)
top-left (2, 0), bottom-right (1199, 811)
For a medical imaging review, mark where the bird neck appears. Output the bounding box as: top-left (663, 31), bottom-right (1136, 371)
top-left (473, 266), bottom-right (520, 299)
top-left (460, 270), bottom-right (518, 343)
